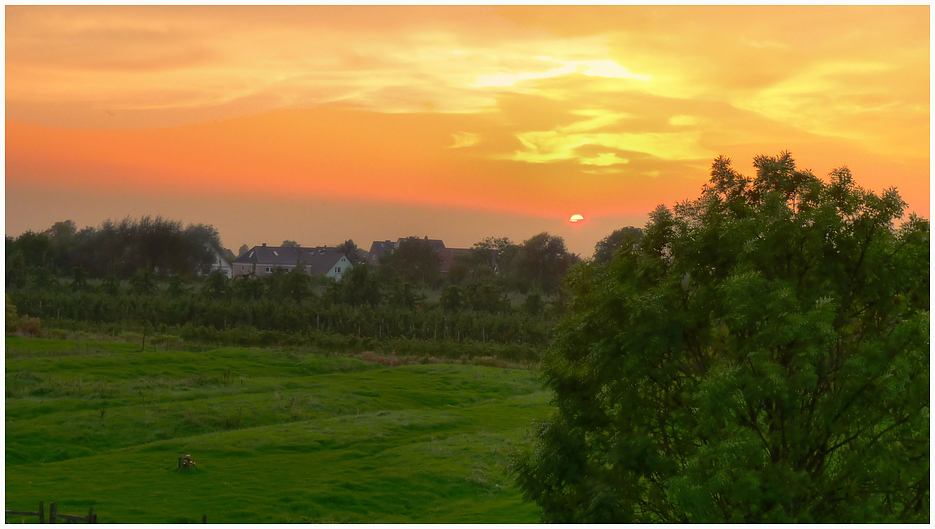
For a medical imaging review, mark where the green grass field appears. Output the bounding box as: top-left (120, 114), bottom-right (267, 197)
top-left (5, 337), bottom-right (551, 523)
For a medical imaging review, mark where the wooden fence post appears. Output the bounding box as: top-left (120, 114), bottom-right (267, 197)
top-left (39, 501), bottom-right (44, 524)
top-left (203, 514), bottom-right (207, 523)
top-left (87, 506), bottom-right (94, 523)
top-left (49, 502), bottom-right (56, 524)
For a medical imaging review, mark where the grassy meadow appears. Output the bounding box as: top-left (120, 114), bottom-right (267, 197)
top-left (5, 337), bottom-right (551, 523)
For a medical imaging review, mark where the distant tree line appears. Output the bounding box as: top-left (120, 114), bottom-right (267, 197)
top-left (377, 230), bottom-right (642, 296)
top-left (6, 215), bottom-right (646, 356)
top-left (446, 234), bottom-right (580, 295)
top-left (6, 216), bottom-right (223, 288)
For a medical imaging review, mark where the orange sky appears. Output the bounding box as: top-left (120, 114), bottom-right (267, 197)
top-left (5, 6), bottom-right (930, 256)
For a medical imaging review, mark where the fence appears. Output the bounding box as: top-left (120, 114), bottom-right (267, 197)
top-left (5, 501), bottom-right (44, 523)
top-left (4, 502), bottom-right (96, 523)
top-left (5, 503), bottom-right (208, 523)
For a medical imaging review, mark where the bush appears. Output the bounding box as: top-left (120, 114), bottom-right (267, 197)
top-left (17, 316), bottom-right (43, 338)
top-left (6, 294), bottom-right (19, 334)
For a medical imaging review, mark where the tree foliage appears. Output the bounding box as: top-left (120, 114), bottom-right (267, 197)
top-left (440, 285), bottom-right (464, 313)
top-left (6, 294), bottom-right (19, 333)
top-left (6, 216), bottom-right (224, 279)
top-left (336, 239), bottom-right (365, 266)
top-left (338, 264), bottom-right (381, 307)
top-left (593, 226), bottom-right (643, 265)
top-left (379, 236), bottom-right (443, 287)
top-left (511, 232), bottom-right (580, 294)
top-left (129, 267), bottom-right (157, 297)
top-left (463, 278), bottom-right (510, 314)
top-left (512, 153), bottom-right (929, 523)
top-left (452, 237), bottom-right (511, 283)
top-left (201, 271), bottom-right (230, 300)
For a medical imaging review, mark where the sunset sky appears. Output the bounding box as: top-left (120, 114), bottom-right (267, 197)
top-left (5, 6), bottom-right (930, 256)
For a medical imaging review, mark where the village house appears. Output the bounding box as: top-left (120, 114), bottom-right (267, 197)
top-left (232, 244), bottom-right (352, 279)
top-left (206, 246), bottom-right (235, 278)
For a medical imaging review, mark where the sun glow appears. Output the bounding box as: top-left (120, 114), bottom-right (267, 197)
top-left (4, 6), bottom-right (929, 257)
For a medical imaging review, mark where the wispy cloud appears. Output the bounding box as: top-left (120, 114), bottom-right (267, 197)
top-left (472, 56), bottom-right (650, 87)
top-left (5, 5), bottom-right (929, 228)
top-left (450, 132), bottom-right (479, 148)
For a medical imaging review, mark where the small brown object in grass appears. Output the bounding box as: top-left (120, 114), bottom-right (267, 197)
top-left (178, 454), bottom-right (197, 470)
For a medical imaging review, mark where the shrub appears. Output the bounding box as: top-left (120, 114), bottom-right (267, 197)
top-left (17, 316), bottom-right (42, 338)
top-left (6, 294), bottom-right (19, 334)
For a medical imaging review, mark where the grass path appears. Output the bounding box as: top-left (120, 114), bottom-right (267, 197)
top-left (5, 337), bottom-right (550, 523)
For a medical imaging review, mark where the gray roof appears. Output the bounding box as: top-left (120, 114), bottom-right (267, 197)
top-left (397, 237), bottom-right (446, 252)
top-left (232, 245), bottom-right (300, 267)
top-left (368, 240), bottom-right (397, 253)
top-left (233, 246), bottom-right (347, 274)
top-left (296, 248), bottom-right (345, 274)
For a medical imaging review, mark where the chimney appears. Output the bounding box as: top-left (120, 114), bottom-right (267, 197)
top-left (424, 236), bottom-right (428, 240)
top-left (262, 243), bottom-right (266, 247)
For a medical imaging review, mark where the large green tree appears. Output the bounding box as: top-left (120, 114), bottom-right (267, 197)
top-left (512, 153), bottom-right (929, 523)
